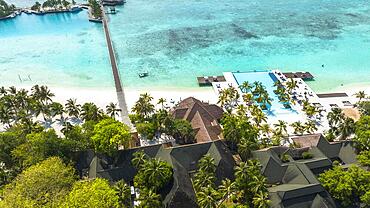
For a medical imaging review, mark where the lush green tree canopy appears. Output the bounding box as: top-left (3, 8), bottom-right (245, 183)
top-left (354, 115), bottom-right (370, 150)
top-left (12, 129), bottom-right (72, 168)
top-left (136, 122), bottom-right (156, 140)
top-left (357, 150), bottom-right (370, 167)
top-left (0, 157), bottom-right (76, 208)
top-left (62, 178), bottom-right (120, 208)
top-left (319, 165), bottom-right (370, 207)
top-left (91, 118), bottom-right (132, 155)
top-left (221, 113), bottom-right (259, 154)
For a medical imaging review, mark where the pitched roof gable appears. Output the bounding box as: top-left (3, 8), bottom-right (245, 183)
top-left (171, 97), bottom-right (224, 143)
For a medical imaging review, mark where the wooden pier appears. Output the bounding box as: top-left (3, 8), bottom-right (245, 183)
top-left (197, 75), bottom-right (226, 86)
top-left (101, 5), bottom-right (132, 128)
top-left (283, 72), bottom-right (314, 80)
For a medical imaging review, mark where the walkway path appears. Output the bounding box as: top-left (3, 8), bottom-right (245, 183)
top-left (101, 6), bottom-right (133, 128)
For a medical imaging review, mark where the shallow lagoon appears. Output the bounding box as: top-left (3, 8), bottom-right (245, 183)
top-left (0, 10), bottom-right (112, 88)
top-left (2, 0), bottom-right (370, 91)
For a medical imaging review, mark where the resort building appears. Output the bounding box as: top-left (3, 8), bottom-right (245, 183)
top-left (74, 140), bottom-right (235, 208)
top-left (171, 97), bottom-right (224, 143)
top-left (253, 134), bottom-right (358, 207)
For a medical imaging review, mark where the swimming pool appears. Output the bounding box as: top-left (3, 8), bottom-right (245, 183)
top-left (232, 71), bottom-right (299, 122)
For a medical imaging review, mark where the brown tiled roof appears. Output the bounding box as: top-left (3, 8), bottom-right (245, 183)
top-left (291, 134), bottom-right (322, 148)
top-left (172, 97), bottom-right (224, 143)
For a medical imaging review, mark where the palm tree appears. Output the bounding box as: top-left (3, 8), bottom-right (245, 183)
top-left (198, 154), bottom-right (216, 173)
top-left (273, 80), bottom-right (282, 88)
top-left (236, 104), bottom-right (247, 117)
top-left (218, 178), bottom-right (236, 206)
top-left (0, 104), bottom-right (13, 127)
top-left (142, 159), bottom-right (173, 191)
top-left (131, 150), bottom-right (148, 169)
top-left (286, 78), bottom-right (297, 93)
top-left (132, 93), bottom-right (155, 120)
top-left (217, 87), bottom-right (240, 111)
top-left (338, 117), bottom-right (355, 140)
top-left (196, 186), bottom-right (219, 208)
top-left (81, 102), bottom-right (103, 122)
top-left (290, 121), bottom-right (304, 135)
top-left (157, 98), bottom-right (167, 109)
top-left (252, 110), bottom-right (267, 126)
top-left (252, 190), bottom-right (270, 208)
top-left (138, 189), bottom-right (162, 208)
top-left (260, 124), bottom-right (271, 137)
top-left (113, 180), bottom-right (131, 208)
top-left (234, 161), bottom-right (248, 182)
top-left (193, 170), bottom-right (216, 192)
top-left (327, 108), bottom-right (344, 127)
top-left (242, 93), bottom-right (254, 105)
top-left (61, 121), bottom-right (74, 135)
top-left (0, 86), bottom-right (7, 96)
top-left (260, 92), bottom-right (273, 110)
top-left (274, 120), bottom-right (288, 135)
top-left (239, 81), bottom-right (252, 93)
top-left (34, 85), bottom-right (54, 105)
top-left (354, 91), bottom-right (366, 102)
top-left (50, 102), bottom-right (64, 120)
top-left (8, 86), bottom-right (17, 95)
top-left (250, 175), bottom-right (268, 194)
top-left (65, 98), bottom-right (80, 118)
top-left (106, 102), bottom-right (121, 118)
top-left (238, 138), bottom-right (258, 161)
top-left (304, 120), bottom-right (317, 134)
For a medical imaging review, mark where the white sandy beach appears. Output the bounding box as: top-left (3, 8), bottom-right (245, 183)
top-left (46, 86), bottom-right (218, 112)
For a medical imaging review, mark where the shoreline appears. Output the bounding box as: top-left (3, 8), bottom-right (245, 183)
top-left (16, 85), bottom-right (217, 112)
top-left (12, 81), bottom-right (370, 111)
top-left (319, 82), bottom-right (370, 96)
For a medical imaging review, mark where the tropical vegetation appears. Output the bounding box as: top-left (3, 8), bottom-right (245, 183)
top-left (131, 151), bottom-right (173, 206)
top-left (0, 0), bottom-right (15, 18)
top-left (130, 93), bottom-right (195, 144)
top-left (193, 154), bottom-right (270, 207)
top-left (319, 164), bottom-right (370, 207)
top-left (88, 0), bottom-right (102, 18)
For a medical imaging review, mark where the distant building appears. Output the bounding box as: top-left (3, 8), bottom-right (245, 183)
top-left (253, 134), bottom-right (358, 208)
top-left (171, 97), bottom-right (224, 143)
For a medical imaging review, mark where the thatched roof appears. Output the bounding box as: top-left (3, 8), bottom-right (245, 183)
top-left (172, 97), bottom-right (224, 143)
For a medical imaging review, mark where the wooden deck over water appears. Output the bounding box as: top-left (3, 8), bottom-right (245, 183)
top-left (197, 76), bottom-right (226, 86)
top-left (283, 72), bottom-right (314, 80)
top-left (317, 93), bottom-right (348, 98)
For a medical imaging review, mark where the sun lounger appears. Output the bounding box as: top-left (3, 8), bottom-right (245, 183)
top-left (342, 101), bottom-right (352, 106)
top-left (330, 104), bottom-right (339, 108)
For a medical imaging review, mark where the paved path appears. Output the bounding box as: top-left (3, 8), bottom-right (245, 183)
top-left (101, 7), bottom-right (133, 128)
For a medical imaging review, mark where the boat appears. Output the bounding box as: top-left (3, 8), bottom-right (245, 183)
top-left (138, 72), bottom-right (149, 78)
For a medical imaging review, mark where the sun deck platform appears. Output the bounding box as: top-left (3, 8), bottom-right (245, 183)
top-left (197, 76), bottom-right (226, 86)
top-left (283, 72), bottom-right (314, 80)
top-left (317, 93), bottom-right (348, 98)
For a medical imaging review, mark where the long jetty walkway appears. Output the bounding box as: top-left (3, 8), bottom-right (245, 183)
top-left (101, 6), bottom-right (133, 128)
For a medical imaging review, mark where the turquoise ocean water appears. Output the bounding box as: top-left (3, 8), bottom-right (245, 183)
top-left (1, 0), bottom-right (370, 91)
